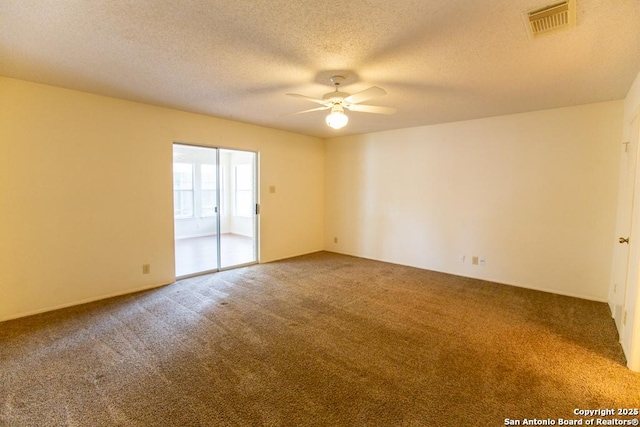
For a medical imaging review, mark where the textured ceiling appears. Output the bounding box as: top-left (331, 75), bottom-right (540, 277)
top-left (1, 1), bottom-right (639, 138)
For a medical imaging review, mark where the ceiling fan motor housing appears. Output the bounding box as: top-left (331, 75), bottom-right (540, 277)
top-left (323, 91), bottom-right (350, 102)
top-left (324, 75), bottom-right (349, 103)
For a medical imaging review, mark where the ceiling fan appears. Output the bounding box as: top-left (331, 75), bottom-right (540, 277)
top-left (285, 76), bottom-right (396, 129)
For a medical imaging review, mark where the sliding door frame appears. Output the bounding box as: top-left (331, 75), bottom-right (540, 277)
top-left (173, 141), bottom-right (259, 279)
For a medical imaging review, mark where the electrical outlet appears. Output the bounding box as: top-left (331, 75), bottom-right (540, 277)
top-left (479, 257), bottom-right (486, 266)
top-left (472, 256), bottom-right (479, 265)
top-left (269, 185), bottom-right (276, 194)
top-left (458, 254), bottom-right (465, 263)
top-left (142, 264), bottom-right (150, 274)
top-left (334, 237), bottom-right (338, 244)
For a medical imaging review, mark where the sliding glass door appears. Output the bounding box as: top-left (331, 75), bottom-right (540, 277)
top-left (173, 144), bottom-right (257, 278)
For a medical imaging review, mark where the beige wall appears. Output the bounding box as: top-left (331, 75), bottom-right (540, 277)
top-left (0, 75), bottom-right (628, 323)
top-left (324, 101), bottom-right (623, 301)
top-left (0, 77), bottom-right (324, 321)
top-left (625, 71), bottom-right (640, 129)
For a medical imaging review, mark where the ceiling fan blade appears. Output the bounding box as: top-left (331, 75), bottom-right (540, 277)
top-left (344, 86), bottom-right (387, 104)
top-left (281, 105), bottom-right (331, 116)
top-left (286, 93), bottom-right (328, 105)
top-left (346, 104), bottom-right (396, 115)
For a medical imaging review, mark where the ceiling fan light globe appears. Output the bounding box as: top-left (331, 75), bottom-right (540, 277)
top-left (326, 111), bottom-right (348, 129)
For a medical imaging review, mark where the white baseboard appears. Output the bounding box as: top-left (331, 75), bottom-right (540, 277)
top-left (0, 281), bottom-right (172, 323)
top-left (324, 250), bottom-right (607, 302)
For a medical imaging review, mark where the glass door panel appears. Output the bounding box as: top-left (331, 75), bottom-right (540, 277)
top-left (219, 149), bottom-right (258, 269)
top-left (173, 144), bottom-right (219, 277)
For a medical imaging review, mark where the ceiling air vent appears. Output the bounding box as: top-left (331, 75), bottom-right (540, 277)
top-left (524, 0), bottom-right (576, 39)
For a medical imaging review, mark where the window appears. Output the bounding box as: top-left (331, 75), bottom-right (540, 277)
top-left (201, 164), bottom-right (217, 217)
top-left (173, 163), bottom-right (194, 218)
top-left (235, 164), bottom-right (253, 217)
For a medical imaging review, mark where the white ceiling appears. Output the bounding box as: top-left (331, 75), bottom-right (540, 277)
top-left (1, 1), bottom-right (639, 138)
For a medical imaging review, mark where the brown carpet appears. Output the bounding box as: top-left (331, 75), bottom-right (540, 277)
top-left (1, 251), bottom-right (639, 426)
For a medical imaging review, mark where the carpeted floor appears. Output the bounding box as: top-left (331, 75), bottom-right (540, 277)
top-left (1, 251), bottom-right (639, 426)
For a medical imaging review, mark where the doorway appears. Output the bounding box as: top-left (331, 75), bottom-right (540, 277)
top-left (621, 112), bottom-right (640, 368)
top-left (611, 110), bottom-right (640, 370)
top-left (173, 144), bottom-right (258, 278)
top-left (611, 113), bottom-right (638, 332)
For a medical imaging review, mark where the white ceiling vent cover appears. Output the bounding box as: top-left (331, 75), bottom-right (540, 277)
top-left (524, 0), bottom-right (576, 39)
